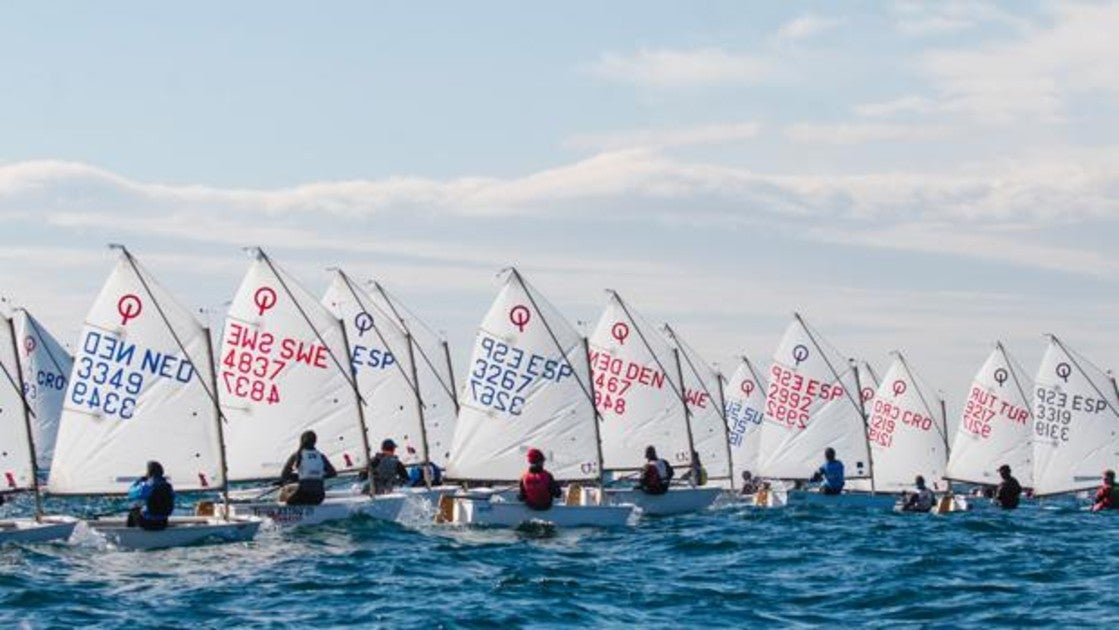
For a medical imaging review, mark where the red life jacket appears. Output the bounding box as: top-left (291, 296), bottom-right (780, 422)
top-left (520, 470), bottom-right (555, 510)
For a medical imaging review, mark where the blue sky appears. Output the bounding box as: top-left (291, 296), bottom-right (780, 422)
top-left (1, 1), bottom-right (1117, 416)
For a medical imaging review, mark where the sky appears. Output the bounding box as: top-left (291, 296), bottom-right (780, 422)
top-left (1, 1), bottom-right (1118, 420)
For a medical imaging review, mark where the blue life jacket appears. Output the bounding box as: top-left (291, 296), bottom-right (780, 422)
top-left (128, 476), bottom-right (175, 521)
top-left (819, 460), bottom-right (845, 490)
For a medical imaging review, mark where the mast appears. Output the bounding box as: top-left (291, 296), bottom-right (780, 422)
top-left (672, 348), bottom-right (698, 485)
top-left (339, 318), bottom-right (375, 496)
top-left (715, 371), bottom-right (735, 491)
top-left (405, 332), bottom-right (431, 466)
top-left (582, 337), bottom-right (607, 487)
top-left (7, 316), bottom-right (42, 520)
top-left (442, 340), bottom-right (459, 414)
top-left (202, 328), bottom-right (231, 517)
top-left (852, 359), bottom-right (875, 493)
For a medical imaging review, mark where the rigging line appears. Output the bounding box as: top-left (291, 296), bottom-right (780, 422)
top-left (1051, 335), bottom-right (1119, 419)
top-left (336, 270), bottom-right (424, 403)
top-left (117, 246), bottom-right (226, 421)
top-left (255, 249), bottom-right (366, 406)
top-left (370, 280), bottom-right (458, 405)
top-left (17, 309), bottom-right (70, 383)
top-left (998, 342), bottom-right (1036, 423)
top-left (609, 291), bottom-right (688, 409)
top-left (896, 352), bottom-right (949, 446)
top-left (795, 313), bottom-right (865, 419)
top-left (665, 325), bottom-right (726, 422)
top-left (0, 318), bottom-right (36, 419)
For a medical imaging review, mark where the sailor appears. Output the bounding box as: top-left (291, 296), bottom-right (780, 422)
top-left (278, 430), bottom-right (338, 506)
top-left (739, 470), bottom-right (761, 496)
top-left (360, 439), bottom-right (409, 495)
top-left (636, 445), bottom-right (674, 495)
top-left (126, 460), bottom-right (175, 530)
top-left (518, 448), bottom-right (561, 510)
top-left (1091, 470), bottom-right (1119, 512)
top-left (900, 475), bottom-right (935, 512)
top-left (810, 447), bottom-right (845, 495)
top-left (681, 451), bottom-right (708, 487)
top-left (993, 464), bottom-right (1022, 510)
top-left (408, 461), bottom-right (444, 487)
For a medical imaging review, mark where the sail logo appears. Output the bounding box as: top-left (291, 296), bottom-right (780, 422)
top-left (23, 336), bottom-right (35, 356)
top-left (117, 294), bottom-right (142, 325)
top-left (892, 380), bottom-right (907, 397)
top-left (993, 367), bottom-right (1008, 386)
top-left (353, 312), bottom-right (374, 336)
top-left (792, 344), bottom-right (809, 367)
top-left (1055, 362), bottom-right (1072, 383)
top-left (508, 305), bottom-right (530, 332)
top-left (740, 380), bottom-right (755, 396)
top-left (611, 322), bottom-right (629, 345)
top-left (253, 287), bottom-right (278, 316)
top-left (861, 387), bottom-right (874, 402)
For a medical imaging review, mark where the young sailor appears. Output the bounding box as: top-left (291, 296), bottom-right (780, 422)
top-left (361, 439), bottom-right (410, 495)
top-left (811, 447), bottom-right (845, 495)
top-left (900, 475), bottom-right (935, 512)
top-left (278, 430), bottom-right (338, 505)
top-left (739, 470), bottom-right (760, 495)
top-left (993, 464), bottom-right (1022, 510)
top-left (126, 461), bottom-right (175, 530)
top-left (408, 461), bottom-right (444, 487)
top-left (518, 448), bottom-right (561, 511)
top-left (636, 446), bottom-right (674, 495)
top-left (1092, 470), bottom-right (1119, 512)
top-left (681, 451), bottom-right (708, 487)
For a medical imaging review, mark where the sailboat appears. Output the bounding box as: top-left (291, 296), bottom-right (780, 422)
top-left (754, 314), bottom-right (876, 508)
top-left (0, 312), bottom-right (77, 544)
top-left (589, 291), bottom-right (721, 516)
top-left (47, 247), bottom-right (260, 550)
top-left (1030, 335), bottom-right (1119, 502)
top-left (662, 325), bottom-right (734, 489)
top-left (217, 249), bottom-right (407, 526)
top-left (321, 269), bottom-right (460, 502)
top-left (863, 352), bottom-right (953, 510)
top-left (722, 355), bottom-right (766, 491)
top-left (439, 269), bottom-right (634, 527)
top-left (944, 342), bottom-right (1034, 502)
top-left (11, 308), bottom-right (72, 474)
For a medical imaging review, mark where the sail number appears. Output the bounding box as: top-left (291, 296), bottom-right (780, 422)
top-left (1034, 387), bottom-right (1107, 443)
top-left (468, 335), bottom-right (573, 416)
top-left (725, 400), bottom-right (762, 446)
top-left (961, 387), bottom-right (1029, 439)
top-left (588, 348), bottom-right (667, 417)
top-left (765, 364), bottom-right (843, 430)
top-left (67, 330), bottom-right (195, 420)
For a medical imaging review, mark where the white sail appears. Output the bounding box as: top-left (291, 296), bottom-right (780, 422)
top-left (588, 293), bottom-right (691, 472)
top-left (219, 253), bottom-right (364, 481)
top-left (665, 327), bottom-right (731, 481)
top-left (447, 271), bottom-right (599, 482)
top-left (323, 272), bottom-right (427, 465)
top-left (757, 315), bottom-right (871, 480)
top-left (12, 309), bottom-right (73, 472)
top-left (865, 354), bottom-right (949, 492)
top-left (48, 255), bottom-right (223, 494)
top-left (1031, 336), bottom-right (1119, 497)
top-left (0, 316), bottom-right (36, 492)
top-left (945, 344), bottom-right (1033, 487)
top-left (723, 356), bottom-right (766, 480)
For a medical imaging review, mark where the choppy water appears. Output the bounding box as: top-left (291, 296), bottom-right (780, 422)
top-left (2, 492), bottom-right (1117, 628)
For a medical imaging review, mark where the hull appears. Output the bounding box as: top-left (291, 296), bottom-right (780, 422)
top-left (222, 494), bottom-right (408, 527)
top-left (0, 516), bottom-right (77, 545)
top-left (602, 486), bottom-right (721, 516)
top-left (786, 489), bottom-right (898, 509)
top-left (89, 516), bottom-right (260, 550)
top-left (442, 495), bottom-right (634, 528)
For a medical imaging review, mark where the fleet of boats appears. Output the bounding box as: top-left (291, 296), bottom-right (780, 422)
top-left (2, 246), bottom-right (1117, 550)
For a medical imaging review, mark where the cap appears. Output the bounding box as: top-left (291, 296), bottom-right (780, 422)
top-left (527, 448), bottom-right (545, 464)
top-left (997, 464), bottom-right (1011, 473)
top-left (382, 439), bottom-right (397, 451)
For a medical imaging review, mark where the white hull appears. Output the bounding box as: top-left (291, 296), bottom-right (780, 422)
top-left (602, 486), bottom-right (721, 516)
top-left (0, 516), bottom-right (77, 545)
top-left (222, 493), bottom-right (408, 527)
top-left (88, 516), bottom-right (260, 550)
top-left (441, 495), bottom-right (634, 528)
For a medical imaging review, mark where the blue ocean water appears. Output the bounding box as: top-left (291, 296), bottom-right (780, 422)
top-left (2, 493), bottom-right (1118, 628)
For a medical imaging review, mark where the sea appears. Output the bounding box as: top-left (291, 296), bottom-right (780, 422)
top-left (2, 492), bottom-right (1117, 628)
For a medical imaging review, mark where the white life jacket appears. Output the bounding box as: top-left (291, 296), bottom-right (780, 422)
top-left (298, 449), bottom-right (325, 481)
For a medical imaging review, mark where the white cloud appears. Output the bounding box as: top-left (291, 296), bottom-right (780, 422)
top-left (564, 122), bottom-right (762, 151)
top-left (785, 122), bottom-right (953, 145)
top-left (853, 96), bottom-right (938, 118)
top-left (586, 48), bottom-right (769, 87)
top-left (891, 0), bottom-right (1026, 36)
top-left (775, 13), bottom-right (845, 42)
